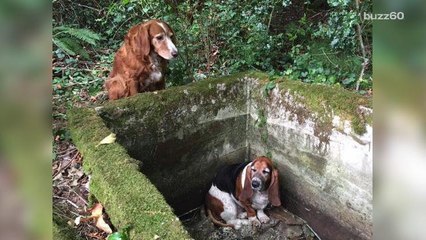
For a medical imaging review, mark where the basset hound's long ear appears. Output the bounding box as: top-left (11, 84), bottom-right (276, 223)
top-left (238, 165), bottom-right (253, 202)
top-left (268, 169), bottom-right (281, 206)
top-left (125, 24), bottom-right (150, 58)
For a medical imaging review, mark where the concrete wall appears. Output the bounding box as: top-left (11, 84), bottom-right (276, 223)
top-left (97, 75), bottom-right (250, 215)
top-left (70, 72), bottom-right (372, 240)
top-left (248, 76), bottom-right (372, 239)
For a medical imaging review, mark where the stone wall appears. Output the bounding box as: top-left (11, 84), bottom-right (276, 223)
top-left (68, 72), bottom-right (372, 240)
top-left (97, 75), bottom-right (250, 214)
top-left (247, 75), bottom-right (372, 239)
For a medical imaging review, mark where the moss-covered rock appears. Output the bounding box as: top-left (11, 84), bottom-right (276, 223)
top-left (68, 107), bottom-right (191, 240)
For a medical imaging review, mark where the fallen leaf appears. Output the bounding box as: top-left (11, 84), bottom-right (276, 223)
top-left (89, 203), bottom-right (103, 218)
top-left (96, 214), bottom-right (112, 234)
top-left (96, 133), bottom-right (116, 147)
top-left (89, 203), bottom-right (113, 234)
top-left (74, 216), bottom-right (81, 225)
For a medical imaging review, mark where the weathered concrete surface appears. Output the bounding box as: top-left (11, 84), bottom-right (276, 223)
top-left (247, 75), bottom-right (372, 239)
top-left (68, 71), bottom-right (372, 240)
top-left (97, 75), bottom-right (250, 214)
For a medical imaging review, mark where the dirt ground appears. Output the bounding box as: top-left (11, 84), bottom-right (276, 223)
top-left (182, 206), bottom-right (320, 240)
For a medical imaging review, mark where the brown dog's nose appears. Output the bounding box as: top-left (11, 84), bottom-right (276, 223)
top-left (172, 50), bottom-right (178, 58)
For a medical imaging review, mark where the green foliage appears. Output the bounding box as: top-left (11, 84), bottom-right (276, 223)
top-left (53, 25), bottom-right (101, 59)
top-left (282, 42), bottom-right (369, 89)
top-left (52, 0), bottom-right (372, 134)
top-left (107, 226), bottom-right (132, 240)
top-left (314, 8), bottom-right (358, 50)
top-left (263, 81), bottom-right (277, 97)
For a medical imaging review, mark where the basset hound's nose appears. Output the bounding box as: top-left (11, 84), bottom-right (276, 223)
top-left (172, 50), bottom-right (178, 58)
top-left (251, 180), bottom-right (260, 189)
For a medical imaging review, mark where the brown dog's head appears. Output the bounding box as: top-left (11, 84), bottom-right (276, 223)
top-left (239, 156), bottom-right (281, 206)
top-left (125, 19), bottom-right (178, 60)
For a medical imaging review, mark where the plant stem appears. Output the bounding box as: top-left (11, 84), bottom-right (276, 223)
top-left (355, 0), bottom-right (368, 91)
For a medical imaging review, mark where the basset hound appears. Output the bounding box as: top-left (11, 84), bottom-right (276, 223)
top-left (105, 19), bottom-right (178, 100)
top-left (205, 156), bottom-right (281, 229)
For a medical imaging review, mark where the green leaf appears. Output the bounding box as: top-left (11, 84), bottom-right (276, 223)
top-left (107, 232), bottom-right (129, 240)
top-left (263, 81), bottom-right (276, 97)
top-left (342, 77), bottom-right (355, 85)
top-left (52, 38), bottom-right (76, 56)
top-left (265, 81), bottom-right (276, 91)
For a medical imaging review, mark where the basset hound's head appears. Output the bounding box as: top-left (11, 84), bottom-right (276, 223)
top-left (125, 19), bottom-right (178, 60)
top-left (239, 156), bottom-right (281, 206)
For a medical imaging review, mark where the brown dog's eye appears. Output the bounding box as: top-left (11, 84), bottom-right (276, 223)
top-left (263, 170), bottom-right (269, 174)
top-left (252, 168), bottom-right (257, 172)
top-left (156, 35), bottom-right (164, 41)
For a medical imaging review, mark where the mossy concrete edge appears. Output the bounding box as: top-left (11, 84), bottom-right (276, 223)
top-left (67, 107), bottom-right (191, 240)
top-left (250, 72), bottom-right (372, 136)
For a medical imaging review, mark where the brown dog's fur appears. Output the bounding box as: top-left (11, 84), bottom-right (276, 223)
top-left (105, 19), bottom-right (177, 100)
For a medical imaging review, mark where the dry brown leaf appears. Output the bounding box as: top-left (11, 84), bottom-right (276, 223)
top-left (90, 203), bottom-right (103, 218)
top-left (95, 214), bottom-right (113, 234)
top-left (89, 203), bottom-right (113, 234)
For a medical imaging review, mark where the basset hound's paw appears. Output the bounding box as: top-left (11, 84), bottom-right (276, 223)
top-left (238, 212), bottom-right (247, 219)
top-left (249, 216), bottom-right (261, 227)
top-left (258, 214), bottom-right (270, 223)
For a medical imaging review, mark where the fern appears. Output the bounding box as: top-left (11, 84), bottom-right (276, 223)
top-left (53, 38), bottom-right (76, 56)
top-left (53, 25), bottom-right (100, 59)
top-left (54, 26), bottom-right (100, 46)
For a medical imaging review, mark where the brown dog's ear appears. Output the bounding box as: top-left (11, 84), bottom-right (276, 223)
top-left (125, 24), bottom-right (150, 58)
top-left (238, 165), bottom-right (253, 202)
top-left (268, 169), bottom-right (281, 206)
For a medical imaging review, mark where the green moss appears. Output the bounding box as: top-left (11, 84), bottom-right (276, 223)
top-left (247, 71), bottom-right (372, 136)
top-left (53, 216), bottom-right (84, 240)
top-left (67, 108), bottom-right (191, 240)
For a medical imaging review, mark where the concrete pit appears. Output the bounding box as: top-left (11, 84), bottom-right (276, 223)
top-left (69, 72), bottom-right (372, 240)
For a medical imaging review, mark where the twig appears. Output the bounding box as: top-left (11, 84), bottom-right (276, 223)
top-left (267, 5), bottom-right (275, 30)
top-left (53, 67), bottom-right (108, 72)
top-left (177, 207), bottom-right (201, 219)
top-left (52, 151), bottom-right (79, 178)
top-left (321, 49), bottom-right (338, 67)
top-left (74, 3), bottom-right (102, 13)
top-left (112, 17), bottom-right (134, 41)
top-left (305, 223), bottom-right (322, 240)
top-left (55, 146), bottom-right (78, 156)
top-left (355, 0), bottom-right (368, 91)
top-left (71, 189), bottom-right (89, 206)
top-left (62, 79), bottom-right (101, 89)
top-left (53, 195), bottom-right (80, 209)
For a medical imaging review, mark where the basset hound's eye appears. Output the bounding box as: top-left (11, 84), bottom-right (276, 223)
top-left (251, 168), bottom-right (257, 173)
top-left (262, 170), bottom-right (269, 175)
top-left (156, 35), bottom-right (164, 41)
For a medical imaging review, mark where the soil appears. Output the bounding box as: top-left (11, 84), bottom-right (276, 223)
top-left (181, 206), bottom-right (320, 240)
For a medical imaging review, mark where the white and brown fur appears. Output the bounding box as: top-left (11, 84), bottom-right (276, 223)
top-left (205, 156), bottom-right (281, 229)
top-left (105, 19), bottom-right (178, 100)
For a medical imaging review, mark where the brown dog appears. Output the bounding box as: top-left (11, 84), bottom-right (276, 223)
top-left (205, 156), bottom-right (281, 229)
top-left (105, 19), bottom-right (178, 100)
